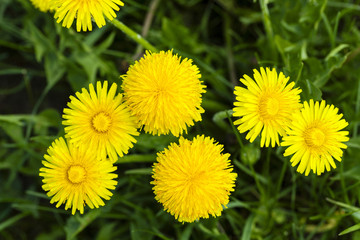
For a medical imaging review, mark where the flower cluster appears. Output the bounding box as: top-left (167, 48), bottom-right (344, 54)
top-left (123, 51), bottom-right (237, 223)
top-left (233, 67), bottom-right (349, 176)
top-left (28, 0), bottom-right (350, 227)
top-left (40, 51), bottom-right (235, 222)
top-left (35, 9), bottom-right (349, 219)
top-left (40, 81), bottom-right (139, 214)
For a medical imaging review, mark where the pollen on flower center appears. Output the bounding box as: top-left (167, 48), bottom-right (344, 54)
top-left (92, 112), bottom-right (111, 133)
top-left (186, 171), bottom-right (205, 184)
top-left (266, 98), bottom-right (280, 116)
top-left (259, 96), bottom-right (280, 118)
top-left (67, 165), bottom-right (86, 184)
top-left (305, 127), bottom-right (326, 147)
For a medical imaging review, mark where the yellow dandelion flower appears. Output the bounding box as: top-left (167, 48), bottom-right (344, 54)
top-left (281, 100), bottom-right (349, 176)
top-left (121, 50), bottom-right (206, 137)
top-left (52, 0), bottom-right (124, 32)
top-left (39, 137), bottom-right (118, 214)
top-left (62, 81), bottom-right (139, 163)
top-left (30, 0), bottom-right (52, 12)
top-left (151, 135), bottom-right (237, 223)
top-left (233, 67), bottom-right (302, 147)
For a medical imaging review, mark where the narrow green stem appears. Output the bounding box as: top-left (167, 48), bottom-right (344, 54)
top-left (275, 157), bottom-right (288, 196)
top-left (25, 85), bottom-right (52, 141)
top-left (259, 0), bottom-right (277, 62)
top-left (226, 110), bottom-right (244, 148)
top-left (265, 147), bottom-right (271, 175)
top-left (224, 13), bottom-right (236, 86)
top-left (290, 170), bottom-right (297, 211)
top-left (264, 147), bottom-right (272, 194)
top-left (353, 79), bottom-right (360, 137)
top-left (110, 19), bottom-right (158, 53)
top-left (340, 163), bottom-right (350, 204)
top-left (249, 164), bottom-right (265, 197)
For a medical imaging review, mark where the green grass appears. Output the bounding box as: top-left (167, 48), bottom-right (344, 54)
top-left (1, 0), bottom-right (360, 239)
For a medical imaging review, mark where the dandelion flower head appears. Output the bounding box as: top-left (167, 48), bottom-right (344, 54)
top-left (121, 50), bottom-right (206, 137)
top-left (282, 100), bottom-right (349, 176)
top-left (39, 137), bottom-right (118, 214)
top-left (233, 67), bottom-right (302, 147)
top-left (52, 0), bottom-right (124, 32)
top-left (62, 81), bottom-right (139, 163)
top-left (30, 0), bottom-right (52, 12)
top-left (151, 135), bottom-right (237, 223)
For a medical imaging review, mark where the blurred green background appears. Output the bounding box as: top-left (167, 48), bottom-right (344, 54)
top-left (1, 0), bottom-right (360, 239)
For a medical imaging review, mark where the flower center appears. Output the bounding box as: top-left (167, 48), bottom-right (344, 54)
top-left (67, 165), bottom-right (86, 184)
top-left (259, 96), bottom-right (280, 120)
top-left (305, 128), bottom-right (326, 147)
top-left (186, 170), bottom-right (206, 185)
top-left (266, 97), bottom-right (280, 116)
top-left (92, 112), bottom-right (111, 133)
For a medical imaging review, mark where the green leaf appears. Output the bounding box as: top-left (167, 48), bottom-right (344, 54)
top-left (125, 168), bottom-right (152, 175)
top-left (94, 32), bottom-right (116, 55)
top-left (326, 198), bottom-right (360, 212)
top-left (1, 150), bottom-right (26, 188)
top-left (135, 134), bottom-right (177, 152)
top-left (233, 160), bottom-right (268, 184)
top-left (66, 63), bottom-right (89, 91)
top-left (213, 110), bottom-right (233, 130)
top-left (274, 35), bottom-right (293, 57)
top-left (65, 209), bottom-right (102, 240)
top-left (325, 44), bottom-right (349, 61)
top-left (44, 52), bottom-right (65, 88)
top-left (25, 21), bottom-right (53, 62)
top-left (0, 115), bottom-right (25, 126)
top-left (73, 51), bottom-right (100, 85)
top-left (241, 214), bottom-right (254, 240)
top-left (339, 222), bottom-right (360, 236)
top-left (95, 223), bottom-right (117, 240)
top-left (34, 109), bottom-right (61, 135)
top-left (0, 212), bottom-right (30, 232)
top-left (240, 144), bottom-right (261, 165)
top-left (282, 52), bottom-right (304, 85)
top-left (161, 18), bottom-right (204, 54)
top-left (202, 98), bottom-right (229, 112)
top-left (0, 120), bottom-right (25, 145)
top-left (117, 154), bottom-right (155, 164)
top-left (178, 224), bottom-right (194, 240)
top-left (301, 45), bottom-right (350, 89)
top-left (298, 79), bottom-right (322, 101)
top-left (84, 27), bottom-right (108, 47)
top-left (227, 199), bottom-right (251, 210)
top-left (30, 136), bottom-right (57, 147)
top-left (346, 137), bottom-right (360, 150)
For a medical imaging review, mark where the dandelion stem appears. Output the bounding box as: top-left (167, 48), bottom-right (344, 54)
top-left (249, 163), bottom-right (265, 196)
top-left (110, 19), bottom-right (158, 53)
top-left (353, 79), bottom-right (360, 137)
top-left (259, 0), bottom-right (277, 62)
top-left (133, 0), bottom-right (161, 59)
top-left (340, 163), bottom-right (350, 204)
top-left (275, 156), bottom-right (288, 195)
top-left (264, 147), bottom-right (272, 194)
top-left (226, 110), bottom-right (244, 148)
top-left (25, 84), bottom-right (51, 141)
